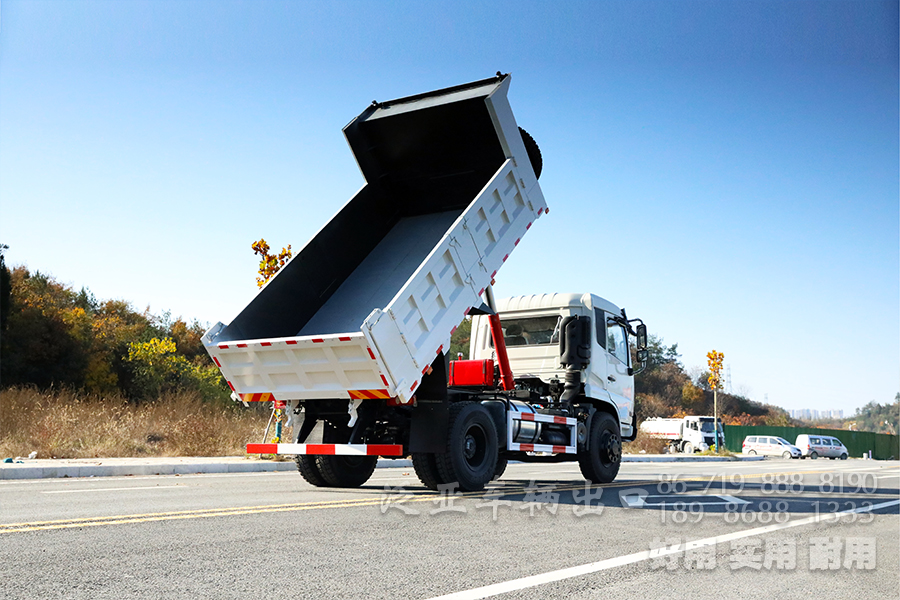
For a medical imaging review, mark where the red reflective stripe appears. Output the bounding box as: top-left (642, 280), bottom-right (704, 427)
top-left (312, 338), bottom-right (324, 343)
top-left (366, 445), bottom-right (404, 456)
top-left (491, 270), bottom-right (497, 278)
top-left (520, 413), bottom-right (535, 421)
top-left (422, 366), bottom-right (429, 374)
top-left (526, 222), bottom-right (532, 230)
top-left (410, 382), bottom-right (418, 392)
top-left (478, 288), bottom-right (485, 296)
top-left (553, 416), bottom-right (568, 425)
top-left (306, 444), bottom-right (334, 454)
top-left (367, 348), bottom-right (376, 360)
top-left (237, 343), bottom-right (247, 348)
top-left (450, 326), bottom-right (457, 335)
top-left (538, 207), bottom-right (544, 215)
top-left (552, 445), bottom-right (567, 453)
top-left (519, 444), bottom-right (535, 452)
top-left (436, 345), bottom-right (443, 355)
top-left (213, 357), bottom-right (221, 367)
top-left (502, 254), bottom-right (508, 262)
top-left (286, 340), bottom-right (298, 345)
top-left (514, 238), bottom-right (520, 246)
top-left (338, 337), bottom-right (351, 342)
top-left (218, 344), bottom-right (229, 349)
top-left (380, 374), bottom-right (389, 386)
top-left (261, 342), bottom-right (272, 347)
top-left (247, 443), bottom-right (277, 453)
top-left (464, 307), bottom-right (471, 316)
top-left (227, 381), bottom-right (235, 391)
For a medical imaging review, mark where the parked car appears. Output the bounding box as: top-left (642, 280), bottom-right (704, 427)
top-left (741, 436), bottom-right (802, 459)
top-left (794, 434), bottom-right (849, 460)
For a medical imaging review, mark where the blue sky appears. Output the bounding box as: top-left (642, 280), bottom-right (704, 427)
top-left (1, 0), bottom-right (897, 413)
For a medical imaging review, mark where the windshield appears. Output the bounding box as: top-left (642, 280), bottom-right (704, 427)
top-left (775, 437), bottom-right (791, 445)
top-left (491, 316), bottom-right (562, 347)
top-left (699, 421), bottom-right (722, 433)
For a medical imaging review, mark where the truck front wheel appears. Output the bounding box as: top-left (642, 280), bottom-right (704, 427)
top-left (435, 402), bottom-right (498, 492)
top-left (578, 412), bottom-right (622, 484)
top-left (316, 455), bottom-right (377, 488)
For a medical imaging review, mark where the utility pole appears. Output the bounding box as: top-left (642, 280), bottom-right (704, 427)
top-left (707, 350), bottom-right (724, 453)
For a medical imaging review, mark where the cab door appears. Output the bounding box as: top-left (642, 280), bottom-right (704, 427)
top-left (597, 309), bottom-right (633, 426)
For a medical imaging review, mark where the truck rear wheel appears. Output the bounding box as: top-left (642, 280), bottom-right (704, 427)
top-left (578, 412), bottom-right (622, 484)
top-left (295, 455), bottom-right (329, 487)
top-left (435, 402), bottom-right (498, 492)
top-left (316, 455), bottom-right (377, 488)
top-left (412, 452), bottom-right (448, 491)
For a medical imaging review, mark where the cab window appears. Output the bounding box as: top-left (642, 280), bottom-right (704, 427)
top-left (820, 439), bottom-right (831, 446)
top-left (492, 316), bottom-right (562, 347)
top-left (594, 309), bottom-right (606, 350)
top-left (606, 320), bottom-right (629, 365)
top-left (810, 437), bottom-right (820, 444)
top-left (747, 437), bottom-right (757, 443)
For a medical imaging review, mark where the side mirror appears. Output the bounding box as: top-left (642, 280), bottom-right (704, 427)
top-left (636, 323), bottom-right (648, 350)
top-left (637, 349), bottom-right (649, 363)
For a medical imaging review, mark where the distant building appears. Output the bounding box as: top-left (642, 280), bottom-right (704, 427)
top-left (789, 408), bottom-right (843, 420)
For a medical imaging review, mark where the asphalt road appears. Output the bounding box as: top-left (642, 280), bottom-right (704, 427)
top-left (1, 460), bottom-right (897, 599)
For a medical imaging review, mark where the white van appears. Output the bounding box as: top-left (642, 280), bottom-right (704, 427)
top-left (795, 434), bottom-right (849, 460)
top-left (741, 436), bottom-right (801, 459)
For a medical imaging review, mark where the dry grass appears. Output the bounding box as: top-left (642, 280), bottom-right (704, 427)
top-left (623, 428), bottom-right (671, 454)
top-left (0, 387), bottom-right (270, 459)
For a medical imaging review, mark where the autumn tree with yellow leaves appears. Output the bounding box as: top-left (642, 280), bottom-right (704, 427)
top-left (251, 239), bottom-right (292, 287)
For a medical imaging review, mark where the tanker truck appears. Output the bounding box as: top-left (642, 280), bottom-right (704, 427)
top-left (202, 74), bottom-right (648, 492)
top-left (639, 416), bottom-right (725, 454)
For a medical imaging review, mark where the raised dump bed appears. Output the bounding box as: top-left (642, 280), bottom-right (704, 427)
top-left (202, 74), bottom-right (547, 405)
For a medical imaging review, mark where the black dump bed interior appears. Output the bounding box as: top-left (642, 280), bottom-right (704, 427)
top-left (216, 76), bottom-right (507, 343)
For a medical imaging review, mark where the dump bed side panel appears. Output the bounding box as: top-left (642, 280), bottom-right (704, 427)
top-left (365, 159), bottom-right (546, 403)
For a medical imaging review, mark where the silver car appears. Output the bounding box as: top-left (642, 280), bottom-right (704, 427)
top-left (795, 434), bottom-right (849, 460)
top-left (741, 435), bottom-right (802, 459)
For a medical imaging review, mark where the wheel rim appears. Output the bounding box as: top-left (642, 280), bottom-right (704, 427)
top-left (462, 423), bottom-right (488, 470)
top-left (599, 430), bottom-right (622, 466)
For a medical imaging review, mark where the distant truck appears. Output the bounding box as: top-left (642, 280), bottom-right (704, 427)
top-left (202, 74), bottom-right (648, 491)
top-left (640, 416), bottom-right (725, 454)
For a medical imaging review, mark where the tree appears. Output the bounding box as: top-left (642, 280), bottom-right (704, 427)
top-left (251, 239), bottom-right (292, 287)
top-left (707, 350), bottom-right (724, 452)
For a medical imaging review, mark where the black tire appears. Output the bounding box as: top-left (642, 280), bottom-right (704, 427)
top-left (840, 453), bottom-right (848, 460)
top-left (810, 451), bottom-right (818, 460)
top-left (782, 451), bottom-right (791, 459)
top-left (315, 455), bottom-right (377, 488)
top-left (519, 127), bottom-right (542, 179)
top-left (683, 442), bottom-right (694, 454)
top-left (295, 455), bottom-right (329, 487)
top-left (435, 402), bottom-right (498, 492)
top-left (578, 412), bottom-right (622, 484)
top-left (748, 450), bottom-right (757, 455)
top-left (412, 452), bottom-right (447, 491)
top-left (493, 455), bottom-right (508, 481)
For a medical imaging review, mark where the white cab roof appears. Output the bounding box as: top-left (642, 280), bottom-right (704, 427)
top-left (496, 293), bottom-right (622, 316)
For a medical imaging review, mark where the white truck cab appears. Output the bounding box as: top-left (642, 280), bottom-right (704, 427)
top-left (470, 293), bottom-right (641, 439)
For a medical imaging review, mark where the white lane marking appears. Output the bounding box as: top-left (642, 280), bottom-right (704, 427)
top-left (41, 485), bottom-right (183, 494)
top-left (425, 498), bottom-right (900, 600)
top-left (619, 493), bottom-right (750, 508)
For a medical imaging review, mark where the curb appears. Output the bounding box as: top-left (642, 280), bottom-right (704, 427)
top-left (1, 454), bottom-right (763, 481)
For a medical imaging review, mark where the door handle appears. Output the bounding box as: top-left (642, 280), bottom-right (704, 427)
top-left (608, 375), bottom-right (616, 382)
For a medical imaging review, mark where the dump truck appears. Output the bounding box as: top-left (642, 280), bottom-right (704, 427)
top-left (639, 416), bottom-right (725, 453)
top-left (202, 74), bottom-right (648, 491)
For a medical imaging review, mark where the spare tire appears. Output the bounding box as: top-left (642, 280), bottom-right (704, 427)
top-left (519, 127), bottom-right (542, 180)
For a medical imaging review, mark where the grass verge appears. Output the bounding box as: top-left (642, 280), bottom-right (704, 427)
top-left (0, 386), bottom-right (269, 459)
